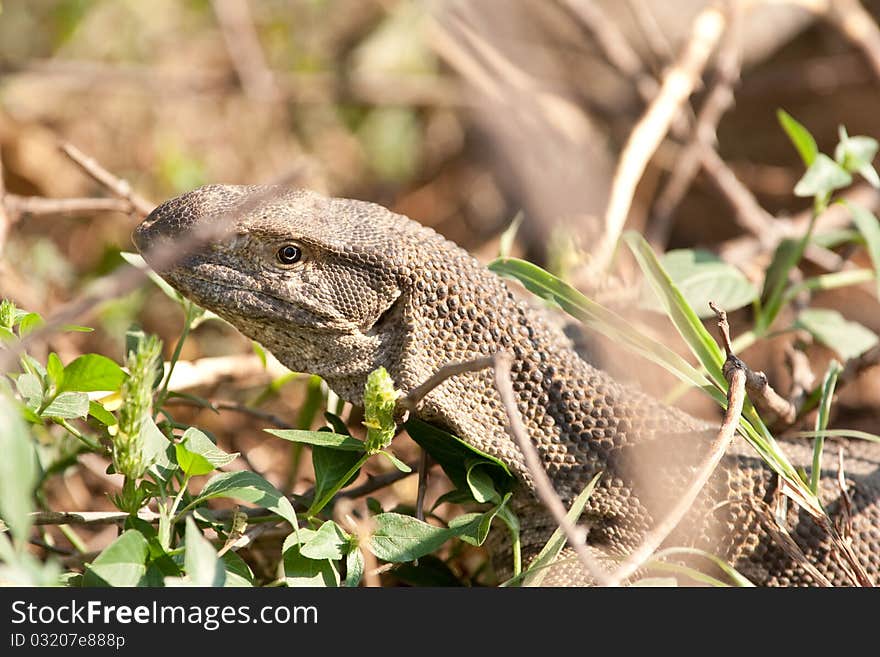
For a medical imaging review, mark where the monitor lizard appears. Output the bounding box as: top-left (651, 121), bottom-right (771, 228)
top-left (133, 184), bottom-right (880, 586)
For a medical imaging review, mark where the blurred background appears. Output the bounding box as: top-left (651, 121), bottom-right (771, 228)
top-left (2, 0), bottom-right (879, 583)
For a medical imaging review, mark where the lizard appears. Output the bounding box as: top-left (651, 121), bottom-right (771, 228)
top-left (133, 184), bottom-right (880, 586)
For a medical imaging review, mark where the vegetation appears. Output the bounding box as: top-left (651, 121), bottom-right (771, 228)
top-left (2, 1), bottom-right (880, 587)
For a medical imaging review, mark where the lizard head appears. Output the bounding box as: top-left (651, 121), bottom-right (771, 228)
top-left (134, 184), bottom-right (419, 399)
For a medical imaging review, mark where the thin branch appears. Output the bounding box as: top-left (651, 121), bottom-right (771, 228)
top-left (603, 305), bottom-right (746, 586)
top-left (492, 353), bottom-right (612, 586)
top-left (648, 2), bottom-right (764, 247)
top-left (592, 6), bottom-right (726, 274)
top-left (398, 356), bottom-right (497, 413)
top-left (211, 0), bottom-right (281, 102)
top-left (0, 58), bottom-right (462, 107)
top-left (811, 0), bottom-right (880, 81)
top-left (710, 301), bottom-right (797, 425)
top-left (164, 396), bottom-right (292, 429)
top-left (0, 184), bottom-right (286, 376)
top-left (561, 0), bottom-right (659, 101)
top-left (59, 141), bottom-right (154, 217)
top-left (5, 195), bottom-right (133, 220)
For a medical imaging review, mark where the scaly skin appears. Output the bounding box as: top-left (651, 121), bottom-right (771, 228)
top-left (134, 185), bottom-right (880, 586)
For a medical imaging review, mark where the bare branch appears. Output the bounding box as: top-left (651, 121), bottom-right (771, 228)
top-left (398, 356), bottom-right (497, 414)
top-left (59, 141), bottom-right (154, 217)
top-left (492, 352), bottom-right (612, 586)
top-left (5, 195), bottom-right (133, 219)
top-left (603, 343), bottom-right (746, 586)
top-left (592, 6), bottom-right (726, 274)
top-left (211, 0), bottom-right (281, 102)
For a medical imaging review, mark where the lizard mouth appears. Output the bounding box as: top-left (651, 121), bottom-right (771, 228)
top-left (176, 269), bottom-right (357, 334)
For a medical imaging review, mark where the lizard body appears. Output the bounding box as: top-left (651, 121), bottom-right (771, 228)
top-left (134, 185), bottom-right (880, 586)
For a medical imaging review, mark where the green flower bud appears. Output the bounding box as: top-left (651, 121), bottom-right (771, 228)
top-left (114, 333), bottom-right (163, 480)
top-left (363, 367), bottom-right (400, 453)
top-left (0, 299), bottom-right (16, 330)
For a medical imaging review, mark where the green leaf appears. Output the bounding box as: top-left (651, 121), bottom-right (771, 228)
top-left (179, 427), bottom-right (238, 469)
top-left (835, 127), bottom-right (879, 187)
top-left (175, 443), bottom-right (215, 477)
top-left (88, 400), bottom-right (117, 426)
top-left (323, 412), bottom-right (351, 436)
top-left (847, 202), bottom-right (880, 299)
top-left (368, 504), bottom-right (504, 563)
top-left (466, 460), bottom-right (501, 504)
top-left (183, 516), bottom-right (225, 586)
top-left (142, 416), bottom-right (176, 482)
top-left (282, 531), bottom-right (340, 587)
top-left (498, 211), bottom-right (524, 258)
top-left (405, 418), bottom-right (513, 495)
top-left (15, 372), bottom-right (43, 412)
top-left (17, 313), bottom-right (44, 337)
top-left (623, 232), bottom-right (726, 389)
top-left (251, 341), bottom-right (267, 368)
top-left (345, 549), bottom-right (365, 587)
top-left (308, 447), bottom-right (365, 515)
top-left (489, 257), bottom-right (717, 396)
top-left (777, 109), bottom-right (818, 166)
top-left (41, 391), bottom-right (89, 419)
top-left (0, 395), bottom-right (37, 543)
top-left (794, 429), bottom-right (880, 443)
top-left (795, 308), bottom-right (879, 361)
top-left (58, 354), bottom-right (126, 393)
top-left (195, 471), bottom-right (298, 529)
top-left (376, 450), bottom-right (412, 473)
top-left (265, 428), bottom-right (366, 451)
top-left (62, 324), bottom-right (94, 333)
top-left (46, 353), bottom-right (65, 391)
top-left (222, 550), bottom-right (255, 587)
top-left (651, 547), bottom-right (755, 587)
top-left (793, 153), bottom-right (852, 198)
top-left (810, 361), bottom-right (842, 495)
top-left (640, 249), bottom-right (756, 319)
top-left (82, 530), bottom-right (149, 587)
top-left (453, 494), bottom-right (511, 547)
top-left (300, 520), bottom-right (351, 561)
top-left (368, 513), bottom-right (457, 563)
top-left (517, 473), bottom-right (601, 587)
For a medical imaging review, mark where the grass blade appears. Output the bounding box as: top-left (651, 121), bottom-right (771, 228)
top-left (810, 361), bottom-right (842, 495)
top-left (623, 232), bottom-right (726, 389)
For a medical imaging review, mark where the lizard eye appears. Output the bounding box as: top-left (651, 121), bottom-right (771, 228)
top-left (276, 244), bottom-right (302, 265)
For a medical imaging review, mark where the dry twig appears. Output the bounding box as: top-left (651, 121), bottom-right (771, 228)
top-left (603, 304), bottom-right (746, 586)
top-left (59, 141), bottom-right (154, 217)
top-left (592, 6), bottom-right (726, 275)
top-left (211, 0), bottom-right (281, 102)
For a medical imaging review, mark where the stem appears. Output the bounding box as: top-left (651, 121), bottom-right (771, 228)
top-left (781, 268), bottom-right (875, 308)
top-left (58, 524), bottom-right (88, 553)
top-left (55, 419), bottom-right (102, 451)
top-left (759, 208), bottom-right (821, 333)
top-left (155, 302), bottom-right (196, 414)
top-left (810, 361), bottom-right (842, 495)
top-left (307, 453), bottom-right (369, 518)
top-left (511, 530), bottom-right (522, 578)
